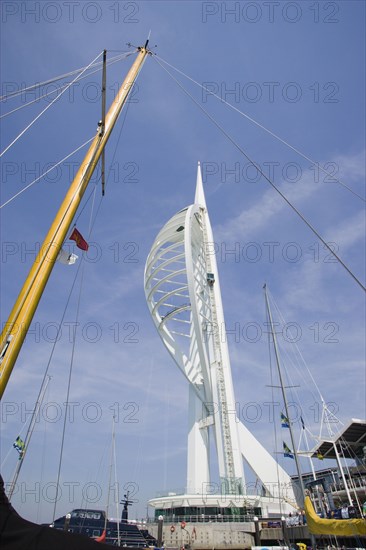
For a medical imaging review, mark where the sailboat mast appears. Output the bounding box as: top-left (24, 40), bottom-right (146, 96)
top-left (264, 284), bottom-right (306, 504)
top-left (0, 45), bottom-right (150, 398)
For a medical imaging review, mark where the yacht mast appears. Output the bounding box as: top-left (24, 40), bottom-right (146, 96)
top-left (264, 284), bottom-right (306, 504)
top-left (0, 43), bottom-right (150, 398)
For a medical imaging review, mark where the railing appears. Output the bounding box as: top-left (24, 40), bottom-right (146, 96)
top-left (153, 488), bottom-right (263, 498)
top-left (147, 514), bottom-right (256, 524)
top-left (154, 489), bottom-right (187, 498)
top-left (329, 475), bottom-right (366, 493)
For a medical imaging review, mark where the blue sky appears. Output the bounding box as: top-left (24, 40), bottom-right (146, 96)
top-left (0, 0), bottom-right (365, 523)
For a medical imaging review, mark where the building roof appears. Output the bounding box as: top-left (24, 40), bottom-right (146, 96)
top-left (311, 419), bottom-right (366, 460)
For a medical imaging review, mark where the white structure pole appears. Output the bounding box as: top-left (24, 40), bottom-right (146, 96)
top-left (144, 164), bottom-right (296, 510)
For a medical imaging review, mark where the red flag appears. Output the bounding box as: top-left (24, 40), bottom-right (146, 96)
top-left (95, 529), bottom-right (106, 543)
top-left (69, 228), bottom-right (89, 251)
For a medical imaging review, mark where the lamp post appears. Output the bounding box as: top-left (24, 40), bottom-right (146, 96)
top-left (253, 516), bottom-right (261, 546)
top-left (157, 515), bottom-right (164, 548)
top-left (281, 516), bottom-right (289, 548)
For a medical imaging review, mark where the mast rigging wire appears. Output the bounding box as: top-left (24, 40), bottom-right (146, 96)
top-left (52, 178), bottom-right (104, 521)
top-left (0, 51), bottom-right (134, 102)
top-left (6, 376), bottom-right (51, 501)
top-left (153, 56), bottom-right (366, 293)
top-left (0, 51), bottom-right (103, 158)
top-left (0, 53), bottom-right (132, 120)
top-left (268, 288), bottom-right (330, 415)
top-left (51, 247), bottom-right (88, 522)
top-left (155, 54), bottom-right (365, 203)
top-left (0, 137), bottom-right (94, 209)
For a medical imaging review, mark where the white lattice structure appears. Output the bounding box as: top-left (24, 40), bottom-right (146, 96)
top-left (144, 164), bottom-right (296, 515)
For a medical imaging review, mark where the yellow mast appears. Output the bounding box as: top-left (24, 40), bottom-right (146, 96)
top-left (0, 44), bottom-right (150, 398)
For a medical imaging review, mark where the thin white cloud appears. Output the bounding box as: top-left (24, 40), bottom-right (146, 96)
top-left (216, 150), bottom-right (365, 243)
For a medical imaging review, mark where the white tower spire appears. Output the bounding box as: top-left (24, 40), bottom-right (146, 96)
top-left (194, 161), bottom-right (206, 206)
top-left (144, 164), bottom-right (296, 512)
